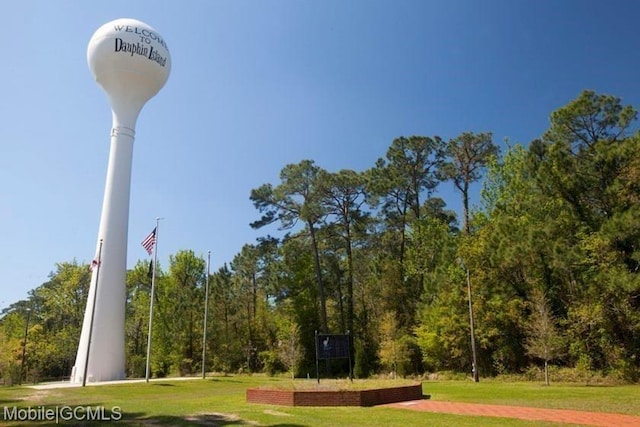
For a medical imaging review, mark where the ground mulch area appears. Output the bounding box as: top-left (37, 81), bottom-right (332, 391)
top-left (384, 400), bottom-right (640, 426)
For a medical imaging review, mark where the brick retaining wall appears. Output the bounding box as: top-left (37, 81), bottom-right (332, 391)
top-left (246, 383), bottom-right (423, 407)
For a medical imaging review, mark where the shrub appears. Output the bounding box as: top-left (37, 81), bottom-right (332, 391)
top-left (259, 350), bottom-right (283, 376)
top-left (127, 355), bottom-right (146, 378)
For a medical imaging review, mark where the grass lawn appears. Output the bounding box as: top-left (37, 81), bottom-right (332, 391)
top-left (0, 376), bottom-right (638, 426)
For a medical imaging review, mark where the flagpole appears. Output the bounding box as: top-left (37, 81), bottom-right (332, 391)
top-left (83, 239), bottom-right (103, 387)
top-left (202, 251), bottom-right (211, 379)
top-left (145, 218), bottom-right (160, 383)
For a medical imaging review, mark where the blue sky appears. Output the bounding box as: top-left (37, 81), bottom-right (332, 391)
top-left (2, 0), bottom-right (640, 309)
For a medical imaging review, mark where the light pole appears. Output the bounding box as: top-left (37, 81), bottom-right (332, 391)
top-left (460, 259), bottom-right (479, 382)
top-left (202, 251), bottom-right (211, 379)
top-left (20, 308), bottom-right (32, 384)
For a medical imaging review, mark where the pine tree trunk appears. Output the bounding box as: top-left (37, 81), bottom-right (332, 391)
top-left (308, 221), bottom-right (328, 333)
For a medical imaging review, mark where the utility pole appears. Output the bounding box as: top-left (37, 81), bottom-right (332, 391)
top-left (465, 264), bottom-right (479, 382)
top-left (202, 251), bottom-right (211, 379)
top-left (20, 308), bottom-right (32, 384)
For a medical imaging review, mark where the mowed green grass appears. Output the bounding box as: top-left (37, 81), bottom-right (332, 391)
top-left (0, 376), bottom-right (638, 426)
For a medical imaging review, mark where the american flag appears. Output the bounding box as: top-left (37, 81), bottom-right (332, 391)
top-left (141, 227), bottom-right (157, 255)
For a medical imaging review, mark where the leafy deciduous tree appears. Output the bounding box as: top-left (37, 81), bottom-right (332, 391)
top-left (525, 288), bottom-right (564, 386)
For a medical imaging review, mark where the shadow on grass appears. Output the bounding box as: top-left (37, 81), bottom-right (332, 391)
top-left (0, 399), bottom-right (307, 427)
top-left (263, 425), bottom-right (307, 427)
top-left (207, 378), bottom-right (244, 384)
top-left (134, 413), bottom-right (245, 426)
top-left (134, 414), bottom-right (306, 426)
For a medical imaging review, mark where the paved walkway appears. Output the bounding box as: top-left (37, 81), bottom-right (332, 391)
top-left (384, 400), bottom-right (640, 427)
top-left (30, 376), bottom-right (200, 390)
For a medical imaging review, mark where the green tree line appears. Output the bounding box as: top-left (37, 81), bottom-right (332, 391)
top-left (2, 90), bottom-right (640, 384)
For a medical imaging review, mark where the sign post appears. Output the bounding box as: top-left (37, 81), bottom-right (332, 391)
top-left (314, 331), bottom-right (352, 383)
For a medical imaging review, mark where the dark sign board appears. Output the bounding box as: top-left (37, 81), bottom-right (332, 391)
top-left (316, 334), bottom-right (350, 360)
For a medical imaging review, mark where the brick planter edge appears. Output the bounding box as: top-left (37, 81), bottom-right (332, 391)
top-left (246, 383), bottom-right (423, 407)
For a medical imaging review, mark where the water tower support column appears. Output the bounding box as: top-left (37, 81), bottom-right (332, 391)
top-left (71, 18), bottom-right (171, 384)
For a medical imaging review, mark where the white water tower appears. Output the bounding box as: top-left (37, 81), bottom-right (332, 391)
top-left (71, 18), bottom-right (171, 384)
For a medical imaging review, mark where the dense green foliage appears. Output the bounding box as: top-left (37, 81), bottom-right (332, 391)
top-left (2, 90), bottom-right (640, 384)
